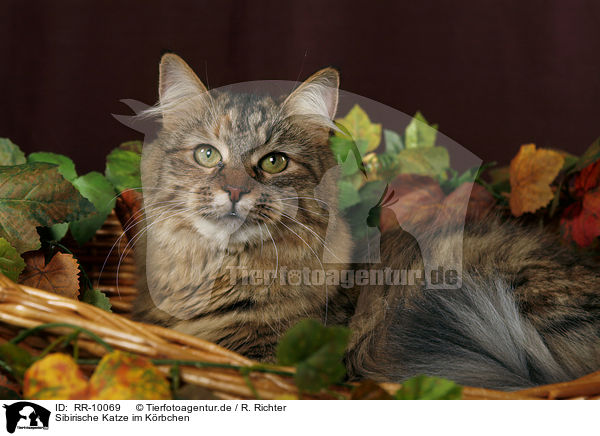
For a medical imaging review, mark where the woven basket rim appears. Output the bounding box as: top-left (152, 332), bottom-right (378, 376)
top-left (1, 272), bottom-right (600, 399)
top-left (2, 204), bottom-right (599, 399)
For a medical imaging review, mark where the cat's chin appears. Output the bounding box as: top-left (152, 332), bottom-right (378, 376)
top-left (191, 215), bottom-right (264, 248)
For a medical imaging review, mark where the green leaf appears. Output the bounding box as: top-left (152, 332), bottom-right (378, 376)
top-left (27, 152), bottom-right (77, 182)
top-left (568, 137), bottom-right (600, 175)
top-left (40, 223), bottom-right (70, 242)
top-left (330, 134), bottom-right (368, 177)
top-left (358, 181), bottom-right (386, 227)
top-left (0, 237), bottom-right (25, 281)
top-left (70, 172), bottom-right (117, 245)
top-left (441, 162), bottom-right (495, 193)
top-left (376, 152), bottom-right (400, 180)
top-left (276, 319), bottom-right (350, 393)
top-left (394, 375), bottom-right (462, 400)
top-left (105, 142), bottom-right (142, 193)
top-left (0, 163), bottom-right (95, 253)
top-left (486, 166), bottom-right (511, 196)
top-left (0, 138), bottom-right (26, 166)
top-left (0, 343), bottom-right (35, 382)
top-left (384, 129), bottom-right (404, 153)
top-left (338, 180), bottom-right (362, 210)
top-left (559, 152), bottom-right (578, 172)
top-left (338, 181), bottom-right (387, 240)
top-left (359, 180), bottom-right (387, 202)
top-left (81, 288), bottom-right (112, 312)
top-left (294, 347), bottom-right (348, 394)
top-left (330, 136), bottom-right (369, 160)
top-left (334, 104), bottom-right (381, 153)
top-left (396, 146), bottom-right (450, 177)
top-left (404, 111), bottom-right (438, 149)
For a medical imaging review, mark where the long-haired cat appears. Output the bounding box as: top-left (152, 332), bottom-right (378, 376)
top-left (133, 53), bottom-right (600, 390)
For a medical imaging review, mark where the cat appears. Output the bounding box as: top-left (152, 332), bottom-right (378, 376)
top-left (132, 53), bottom-right (600, 390)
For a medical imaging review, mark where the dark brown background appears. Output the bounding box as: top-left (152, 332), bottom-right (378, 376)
top-left (1, 0), bottom-right (599, 174)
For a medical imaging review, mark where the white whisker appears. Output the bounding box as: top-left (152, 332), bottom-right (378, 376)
top-left (261, 222), bottom-right (279, 289)
top-left (271, 215), bottom-right (329, 324)
top-left (98, 201), bottom-right (188, 290)
top-left (278, 196), bottom-right (331, 208)
top-left (263, 205), bottom-right (344, 263)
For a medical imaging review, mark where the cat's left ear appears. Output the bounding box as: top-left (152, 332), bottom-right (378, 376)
top-left (283, 68), bottom-right (339, 121)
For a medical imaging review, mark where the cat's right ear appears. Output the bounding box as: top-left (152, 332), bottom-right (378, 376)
top-left (150, 53), bottom-right (211, 126)
top-left (283, 68), bottom-right (340, 125)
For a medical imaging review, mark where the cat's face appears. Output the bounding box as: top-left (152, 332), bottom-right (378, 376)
top-left (141, 54), bottom-right (341, 248)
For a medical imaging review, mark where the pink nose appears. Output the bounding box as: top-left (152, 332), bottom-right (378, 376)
top-left (223, 185), bottom-right (249, 203)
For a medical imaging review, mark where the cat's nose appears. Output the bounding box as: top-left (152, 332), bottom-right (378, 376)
top-left (223, 185), bottom-right (249, 203)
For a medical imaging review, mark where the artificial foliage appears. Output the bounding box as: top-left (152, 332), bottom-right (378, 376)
top-left (1, 104), bottom-right (599, 399)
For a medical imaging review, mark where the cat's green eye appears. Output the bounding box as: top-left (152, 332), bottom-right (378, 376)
top-left (194, 144), bottom-right (222, 168)
top-left (260, 153), bottom-right (288, 174)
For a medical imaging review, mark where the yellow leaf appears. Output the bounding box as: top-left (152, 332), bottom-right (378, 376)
top-left (335, 104), bottom-right (381, 152)
top-left (509, 144), bottom-right (564, 217)
top-left (89, 350), bottom-right (171, 400)
top-left (24, 351), bottom-right (172, 400)
top-left (24, 353), bottom-right (89, 400)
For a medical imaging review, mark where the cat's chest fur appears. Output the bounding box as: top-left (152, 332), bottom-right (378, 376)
top-left (134, 217), bottom-right (352, 354)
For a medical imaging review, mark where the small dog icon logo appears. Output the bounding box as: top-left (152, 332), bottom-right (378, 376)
top-left (3, 402), bottom-right (50, 433)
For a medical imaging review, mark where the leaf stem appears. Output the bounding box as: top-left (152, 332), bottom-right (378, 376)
top-left (240, 367), bottom-right (261, 399)
top-left (76, 357), bottom-right (353, 395)
top-left (0, 359), bottom-right (15, 377)
top-left (169, 364), bottom-right (180, 398)
top-left (76, 357), bottom-right (296, 378)
top-left (10, 323), bottom-right (114, 352)
top-left (38, 329), bottom-right (82, 359)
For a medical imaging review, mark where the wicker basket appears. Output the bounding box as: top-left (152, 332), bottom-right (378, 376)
top-left (0, 210), bottom-right (599, 400)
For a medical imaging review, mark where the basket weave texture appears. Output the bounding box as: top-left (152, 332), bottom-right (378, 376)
top-left (0, 211), bottom-right (599, 400)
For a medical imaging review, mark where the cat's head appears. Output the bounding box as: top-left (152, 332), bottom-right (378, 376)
top-left (141, 54), bottom-right (343, 249)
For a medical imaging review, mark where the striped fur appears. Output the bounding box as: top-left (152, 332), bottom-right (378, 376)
top-left (133, 54), bottom-right (353, 360)
top-left (134, 54), bottom-right (600, 388)
top-left (346, 220), bottom-right (600, 390)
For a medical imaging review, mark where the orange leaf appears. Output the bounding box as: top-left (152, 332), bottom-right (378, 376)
top-left (572, 159), bottom-right (600, 196)
top-left (89, 350), bottom-right (171, 400)
top-left (23, 353), bottom-right (89, 400)
top-left (560, 160), bottom-right (600, 247)
top-left (19, 252), bottom-right (80, 299)
top-left (509, 144), bottom-right (564, 217)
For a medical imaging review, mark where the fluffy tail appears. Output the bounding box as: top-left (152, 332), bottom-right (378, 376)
top-left (376, 278), bottom-right (575, 390)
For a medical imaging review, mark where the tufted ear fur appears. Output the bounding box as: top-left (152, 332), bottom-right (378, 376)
top-left (142, 53), bottom-right (211, 127)
top-left (158, 54), bottom-right (208, 106)
top-left (282, 68), bottom-right (340, 122)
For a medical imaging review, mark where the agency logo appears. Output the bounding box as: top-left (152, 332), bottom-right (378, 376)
top-left (2, 402), bottom-right (50, 434)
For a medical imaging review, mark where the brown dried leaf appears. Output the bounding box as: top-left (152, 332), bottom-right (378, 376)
top-left (441, 182), bottom-right (496, 224)
top-left (379, 174), bottom-right (445, 231)
top-left (380, 176), bottom-right (495, 231)
top-left (509, 144), bottom-right (564, 217)
top-left (114, 189), bottom-right (143, 241)
top-left (19, 252), bottom-right (80, 299)
top-left (351, 380), bottom-right (393, 400)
